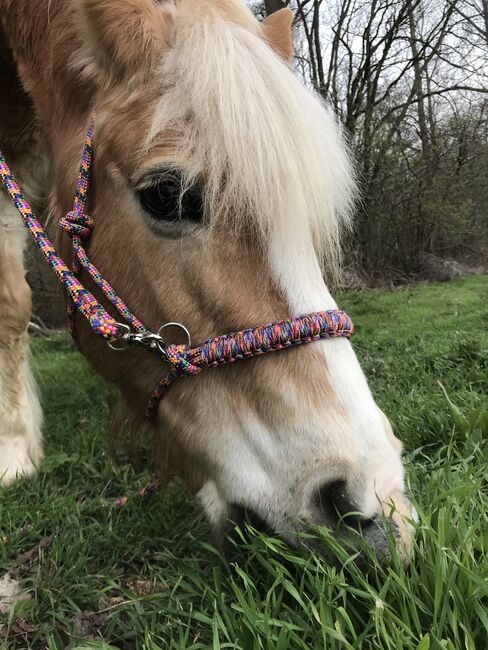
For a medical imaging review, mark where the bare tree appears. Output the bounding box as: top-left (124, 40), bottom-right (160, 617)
top-left (264, 0), bottom-right (290, 14)
top-left (280, 0), bottom-right (488, 275)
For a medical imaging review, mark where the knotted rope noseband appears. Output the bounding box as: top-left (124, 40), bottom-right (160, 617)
top-left (0, 121), bottom-right (354, 419)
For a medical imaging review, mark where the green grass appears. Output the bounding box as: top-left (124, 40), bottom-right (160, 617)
top-left (1, 276), bottom-right (487, 649)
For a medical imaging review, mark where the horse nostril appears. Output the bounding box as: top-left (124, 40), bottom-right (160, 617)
top-left (314, 480), bottom-right (380, 541)
top-left (314, 479), bottom-right (352, 522)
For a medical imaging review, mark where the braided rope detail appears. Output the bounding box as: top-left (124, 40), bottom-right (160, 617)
top-left (0, 125), bottom-right (147, 343)
top-left (147, 309), bottom-right (353, 417)
top-left (0, 152), bottom-right (120, 341)
top-left (60, 211), bottom-right (94, 239)
top-left (61, 122), bottom-right (148, 338)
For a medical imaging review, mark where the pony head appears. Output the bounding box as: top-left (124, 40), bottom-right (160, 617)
top-left (65, 0), bottom-right (415, 559)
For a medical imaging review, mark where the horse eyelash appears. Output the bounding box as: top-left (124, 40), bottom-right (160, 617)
top-left (134, 167), bottom-right (182, 191)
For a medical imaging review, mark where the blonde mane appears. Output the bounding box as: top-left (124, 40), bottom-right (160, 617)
top-left (147, 1), bottom-right (356, 274)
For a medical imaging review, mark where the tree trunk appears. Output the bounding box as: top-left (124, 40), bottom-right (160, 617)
top-left (482, 0), bottom-right (488, 45)
top-left (264, 0), bottom-right (288, 16)
top-left (407, 1), bottom-right (433, 170)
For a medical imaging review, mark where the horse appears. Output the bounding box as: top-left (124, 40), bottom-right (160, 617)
top-left (0, 0), bottom-right (415, 560)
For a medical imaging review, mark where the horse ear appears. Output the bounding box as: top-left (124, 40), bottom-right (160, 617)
top-left (76, 0), bottom-right (175, 80)
top-left (262, 8), bottom-right (294, 63)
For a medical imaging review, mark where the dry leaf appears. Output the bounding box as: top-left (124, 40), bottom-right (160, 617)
top-left (0, 574), bottom-right (31, 615)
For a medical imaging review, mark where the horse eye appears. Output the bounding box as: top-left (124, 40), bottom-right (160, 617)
top-left (137, 173), bottom-right (204, 224)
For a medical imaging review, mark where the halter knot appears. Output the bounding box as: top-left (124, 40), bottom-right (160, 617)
top-left (59, 210), bottom-right (94, 239)
top-left (165, 344), bottom-right (203, 378)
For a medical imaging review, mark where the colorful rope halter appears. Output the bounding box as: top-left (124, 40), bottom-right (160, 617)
top-left (0, 121), bottom-right (354, 419)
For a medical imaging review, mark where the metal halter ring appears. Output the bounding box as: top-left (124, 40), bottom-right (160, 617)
top-left (157, 323), bottom-right (192, 351)
top-left (108, 322), bottom-right (192, 355)
top-left (107, 323), bottom-right (132, 351)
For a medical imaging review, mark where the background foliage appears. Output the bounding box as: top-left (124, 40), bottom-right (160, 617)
top-left (253, 0), bottom-right (488, 279)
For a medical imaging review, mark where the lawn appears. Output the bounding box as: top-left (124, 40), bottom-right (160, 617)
top-left (1, 276), bottom-right (487, 649)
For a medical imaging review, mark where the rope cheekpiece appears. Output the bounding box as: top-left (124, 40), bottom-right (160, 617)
top-left (0, 122), bottom-right (354, 420)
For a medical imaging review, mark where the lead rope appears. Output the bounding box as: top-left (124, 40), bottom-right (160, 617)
top-left (58, 121), bottom-right (148, 342)
top-left (1, 121), bottom-right (355, 421)
top-left (0, 130), bottom-right (135, 343)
